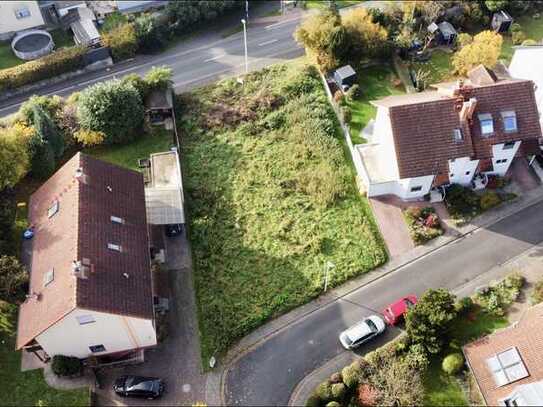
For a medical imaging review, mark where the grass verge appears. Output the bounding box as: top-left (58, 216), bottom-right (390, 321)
top-left (0, 41), bottom-right (23, 70)
top-left (179, 60), bottom-right (387, 362)
top-left (0, 301), bottom-right (89, 406)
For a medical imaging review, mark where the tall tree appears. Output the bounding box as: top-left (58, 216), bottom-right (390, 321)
top-left (342, 8), bottom-right (389, 59)
top-left (452, 30), bottom-right (503, 76)
top-left (0, 124), bottom-right (31, 190)
top-left (0, 255), bottom-right (27, 302)
top-left (31, 105), bottom-right (64, 159)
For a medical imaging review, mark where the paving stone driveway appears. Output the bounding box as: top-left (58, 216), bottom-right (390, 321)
top-left (95, 231), bottom-right (207, 406)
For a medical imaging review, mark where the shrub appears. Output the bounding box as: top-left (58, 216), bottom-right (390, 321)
top-left (480, 190), bottom-right (502, 211)
top-left (0, 189), bottom-right (16, 256)
top-left (474, 272), bottom-right (524, 315)
top-left (452, 31), bottom-right (502, 76)
top-left (19, 95), bottom-right (64, 123)
top-left (454, 296), bottom-right (474, 314)
top-left (341, 364), bottom-right (360, 388)
top-left (29, 134), bottom-right (56, 180)
top-left (504, 272), bottom-right (525, 290)
top-left (0, 46), bottom-right (86, 92)
top-left (510, 23), bottom-right (522, 33)
top-left (316, 381), bottom-right (333, 402)
top-left (78, 79), bottom-right (144, 144)
top-left (0, 124), bottom-right (31, 189)
top-left (356, 383), bottom-right (381, 407)
top-left (144, 66), bottom-right (173, 91)
top-left (51, 355), bottom-right (82, 377)
top-left (31, 105), bottom-right (64, 159)
top-left (74, 128), bottom-right (106, 146)
top-left (457, 33), bottom-right (473, 47)
top-left (512, 30), bottom-right (526, 45)
top-left (103, 23), bottom-right (138, 62)
top-left (0, 255), bottom-right (28, 302)
top-left (404, 343), bottom-right (429, 371)
top-left (330, 372), bottom-right (342, 384)
top-left (445, 184), bottom-right (481, 220)
top-left (340, 106), bottom-right (352, 124)
top-left (346, 84), bottom-right (360, 101)
top-left (531, 280), bottom-right (543, 305)
top-left (305, 394), bottom-right (321, 407)
top-left (325, 402), bottom-right (340, 407)
top-left (331, 383), bottom-right (346, 400)
top-left (442, 353), bottom-right (464, 375)
top-left (134, 14), bottom-right (168, 53)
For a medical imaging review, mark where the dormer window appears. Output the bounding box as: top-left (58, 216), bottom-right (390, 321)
top-left (43, 269), bottom-right (54, 287)
top-left (478, 113), bottom-right (494, 136)
top-left (110, 216), bottom-right (124, 224)
top-left (48, 200), bottom-right (59, 218)
top-left (453, 128), bottom-right (463, 142)
top-left (501, 111), bottom-right (518, 133)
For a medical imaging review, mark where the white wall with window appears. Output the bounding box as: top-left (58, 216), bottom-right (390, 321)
top-left (448, 157), bottom-right (480, 186)
top-left (0, 1), bottom-right (45, 38)
top-left (35, 308), bottom-right (157, 359)
top-left (488, 141), bottom-right (521, 176)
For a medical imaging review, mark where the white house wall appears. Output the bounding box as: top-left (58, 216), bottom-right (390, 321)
top-left (373, 107), bottom-right (401, 180)
top-left (35, 308), bottom-right (156, 359)
top-left (448, 157), bottom-right (479, 186)
top-left (368, 175), bottom-right (434, 200)
top-left (488, 140), bottom-right (521, 176)
top-left (0, 1), bottom-right (44, 37)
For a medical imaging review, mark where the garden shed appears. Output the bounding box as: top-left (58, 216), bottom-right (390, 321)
top-left (429, 21), bottom-right (457, 46)
top-left (492, 10), bottom-right (514, 33)
top-left (333, 65), bottom-right (357, 91)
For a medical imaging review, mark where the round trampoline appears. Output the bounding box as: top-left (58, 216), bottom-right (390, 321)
top-left (11, 30), bottom-right (54, 61)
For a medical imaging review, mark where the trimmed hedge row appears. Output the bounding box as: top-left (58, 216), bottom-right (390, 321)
top-left (0, 46), bottom-right (87, 93)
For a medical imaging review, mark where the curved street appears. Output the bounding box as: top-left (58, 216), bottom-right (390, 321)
top-left (225, 199), bottom-right (543, 406)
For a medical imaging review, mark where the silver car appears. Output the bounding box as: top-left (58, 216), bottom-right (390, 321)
top-left (339, 315), bottom-right (386, 350)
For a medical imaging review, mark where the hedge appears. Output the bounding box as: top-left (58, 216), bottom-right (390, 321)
top-left (51, 355), bottom-right (82, 377)
top-left (0, 46), bottom-right (87, 92)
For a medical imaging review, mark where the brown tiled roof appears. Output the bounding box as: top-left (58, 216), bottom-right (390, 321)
top-left (17, 153), bottom-right (154, 349)
top-left (375, 77), bottom-right (541, 179)
top-left (463, 304), bottom-right (543, 406)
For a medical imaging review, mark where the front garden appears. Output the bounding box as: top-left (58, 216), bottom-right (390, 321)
top-left (179, 60), bottom-right (387, 362)
top-left (306, 272), bottom-right (524, 407)
top-left (403, 206), bottom-right (443, 245)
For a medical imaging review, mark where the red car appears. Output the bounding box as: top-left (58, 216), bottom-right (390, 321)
top-left (383, 295), bottom-right (418, 325)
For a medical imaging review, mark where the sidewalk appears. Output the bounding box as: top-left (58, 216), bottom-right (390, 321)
top-left (288, 241), bottom-right (543, 406)
top-left (208, 182), bottom-right (543, 406)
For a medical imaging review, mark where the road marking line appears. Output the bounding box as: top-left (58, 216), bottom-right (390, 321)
top-left (204, 54), bottom-right (226, 62)
top-left (258, 39), bottom-right (278, 47)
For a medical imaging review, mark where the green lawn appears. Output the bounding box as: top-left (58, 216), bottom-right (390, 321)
top-left (0, 301), bottom-right (89, 406)
top-left (346, 65), bottom-right (404, 143)
top-left (86, 129), bottom-right (174, 171)
top-left (410, 49), bottom-right (455, 87)
top-left (501, 16), bottom-right (543, 63)
top-left (305, 0), bottom-right (364, 10)
top-left (0, 41), bottom-right (23, 70)
top-left (180, 61), bottom-right (386, 362)
top-left (423, 358), bottom-right (468, 406)
top-left (450, 306), bottom-right (509, 344)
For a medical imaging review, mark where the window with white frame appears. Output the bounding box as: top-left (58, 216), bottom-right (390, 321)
top-left (486, 347), bottom-right (529, 387)
top-left (76, 315), bottom-right (95, 325)
top-left (502, 111), bottom-right (518, 133)
top-left (107, 243), bottom-right (122, 252)
top-left (14, 7), bottom-right (31, 19)
top-left (479, 113), bottom-right (494, 136)
top-left (410, 186), bottom-right (423, 192)
top-left (48, 200), bottom-right (59, 218)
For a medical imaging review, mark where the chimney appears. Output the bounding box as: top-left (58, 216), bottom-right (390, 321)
top-left (74, 168), bottom-right (89, 184)
top-left (459, 97), bottom-right (478, 123)
top-left (72, 260), bottom-right (89, 279)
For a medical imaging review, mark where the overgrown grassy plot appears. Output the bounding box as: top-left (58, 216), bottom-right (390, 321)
top-left (180, 62), bottom-right (386, 361)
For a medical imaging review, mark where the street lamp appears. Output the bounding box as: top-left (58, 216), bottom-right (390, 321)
top-left (245, 0), bottom-right (249, 24)
top-left (241, 18), bottom-right (248, 74)
top-left (323, 261), bottom-right (335, 292)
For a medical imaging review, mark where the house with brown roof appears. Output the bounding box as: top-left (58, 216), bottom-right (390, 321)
top-left (356, 65), bottom-right (542, 200)
top-left (464, 303), bottom-right (543, 406)
top-left (16, 152), bottom-right (157, 361)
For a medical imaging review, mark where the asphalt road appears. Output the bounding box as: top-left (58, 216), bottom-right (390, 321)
top-left (0, 10), bottom-right (304, 117)
top-left (225, 199), bottom-right (543, 406)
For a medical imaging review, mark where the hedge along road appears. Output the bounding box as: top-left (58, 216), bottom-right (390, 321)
top-left (0, 15), bottom-right (304, 117)
top-left (224, 200), bottom-right (543, 406)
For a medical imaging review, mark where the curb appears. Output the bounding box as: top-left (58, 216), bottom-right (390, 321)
top-left (214, 186), bottom-right (543, 406)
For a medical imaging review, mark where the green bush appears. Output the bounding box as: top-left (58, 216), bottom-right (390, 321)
top-left (504, 272), bottom-right (525, 290)
top-left (331, 383), bottom-right (346, 400)
top-left (0, 125), bottom-right (31, 189)
top-left (445, 184), bottom-right (481, 221)
top-left (0, 46), bottom-right (86, 92)
top-left (404, 343), bottom-right (429, 371)
top-left (31, 105), bottom-right (64, 159)
top-left (325, 402), bottom-right (340, 407)
top-left (442, 353), bottom-right (464, 375)
top-left (316, 381), bottom-right (333, 402)
top-left (531, 280), bottom-right (543, 305)
top-left (103, 23), bottom-right (138, 62)
top-left (144, 66), bottom-right (173, 91)
top-left (29, 135), bottom-right (56, 180)
top-left (134, 14), bottom-right (168, 53)
top-left (454, 296), bottom-right (474, 314)
top-left (510, 22), bottom-right (522, 33)
top-left (346, 84), bottom-right (360, 101)
top-left (480, 191), bottom-right (501, 211)
top-left (341, 364), bottom-right (359, 389)
top-left (305, 394), bottom-right (321, 407)
top-left (0, 255), bottom-right (28, 302)
top-left (341, 106), bottom-right (352, 124)
top-left (0, 189), bottom-right (16, 256)
top-left (474, 272), bottom-right (524, 315)
top-left (51, 355), bottom-right (82, 377)
top-left (512, 30), bottom-right (526, 45)
top-left (78, 79), bottom-right (144, 144)
top-left (404, 206), bottom-right (443, 245)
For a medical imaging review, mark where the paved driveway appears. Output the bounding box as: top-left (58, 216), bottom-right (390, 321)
top-left (95, 230), bottom-right (206, 406)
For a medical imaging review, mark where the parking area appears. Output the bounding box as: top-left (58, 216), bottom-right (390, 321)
top-left (95, 230), bottom-right (206, 406)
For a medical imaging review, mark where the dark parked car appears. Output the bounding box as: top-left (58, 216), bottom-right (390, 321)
top-left (113, 376), bottom-right (165, 399)
top-left (165, 224), bottom-right (183, 237)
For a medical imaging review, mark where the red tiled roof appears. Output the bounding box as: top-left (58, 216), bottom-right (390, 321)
top-left (17, 153), bottom-right (154, 349)
top-left (463, 304), bottom-right (543, 406)
top-left (374, 77), bottom-right (542, 179)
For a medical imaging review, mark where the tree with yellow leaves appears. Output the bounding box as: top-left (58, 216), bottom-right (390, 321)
top-left (342, 8), bottom-right (389, 60)
top-left (452, 30), bottom-right (503, 76)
